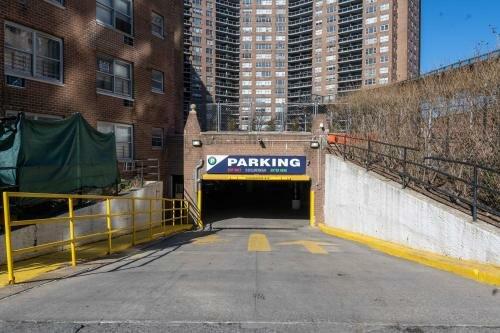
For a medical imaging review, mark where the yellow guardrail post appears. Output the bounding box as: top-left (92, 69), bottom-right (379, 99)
top-left (106, 198), bottom-right (112, 254)
top-left (131, 198), bottom-right (136, 245)
top-left (185, 201), bottom-right (190, 225)
top-left (171, 200), bottom-right (175, 226)
top-left (149, 199), bottom-right (153, 239)
top-left (3, 192), bottom-right (15, 284)
top-left (162, 199), bottom-right (166, 235)
top-left (68, 197), bottom-right (77, 267)
top-left (197, 189), bottom-right (203, 228)
top-left (310, 190), bottom-right (315, 227)
top-left (182, 200), bottom-right (185, 225)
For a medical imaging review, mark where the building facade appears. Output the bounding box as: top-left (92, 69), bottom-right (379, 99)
top-left (1, 0), bottom-right (185, 196)
top-left (183, 0), bottom-right (420, 125)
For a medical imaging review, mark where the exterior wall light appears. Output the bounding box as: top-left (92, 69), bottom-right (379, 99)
top-left (310, 141), bottom-right (320, 149)
top-left (192, 139), bottom-right (202, 147)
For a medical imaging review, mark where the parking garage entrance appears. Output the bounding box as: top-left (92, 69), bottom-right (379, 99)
top-left (201, 174), bottom-right (312, 228)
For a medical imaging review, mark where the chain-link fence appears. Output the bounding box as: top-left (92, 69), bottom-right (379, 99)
top-left (201, 103), bottom-right (330, 132)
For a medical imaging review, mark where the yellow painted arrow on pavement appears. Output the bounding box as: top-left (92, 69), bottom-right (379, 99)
top-left (277, 240), bottom-right (338, 254)
top-left (192, 234), bottom-right (225, 245)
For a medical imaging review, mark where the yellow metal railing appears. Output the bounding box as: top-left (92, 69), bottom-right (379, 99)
top-left (2, 191), bottom-right (201, 284)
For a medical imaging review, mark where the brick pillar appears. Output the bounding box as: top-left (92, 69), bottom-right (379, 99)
top-left (183, 105), bottom-right (203, 207)
top-left (311, 114), bottom-right (328, 225)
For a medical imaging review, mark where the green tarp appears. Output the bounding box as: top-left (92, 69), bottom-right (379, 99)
top-left (0, 113), bottom-right (119, 193)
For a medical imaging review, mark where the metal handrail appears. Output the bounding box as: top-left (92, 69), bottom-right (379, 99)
top-left (2, 192), bottom-right (203, 284)
top-left (328, 134), bottom-right (500, 223)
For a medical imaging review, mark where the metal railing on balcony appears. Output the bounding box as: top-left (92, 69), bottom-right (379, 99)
top-left (337, 84), bottom-right (362, 92)
top-left (216, 54), bottom-right (239, 62)
top-left (215, 17), bottom-right (240, 27)
top-left (338, 64), bottom-right (362, 73)
top-left (216, 0), bottom-right (240, 9)
top-left (338, 34), bottom-right (363, 44)
top-left (288, 7), bottom-right (313, 18)
top-left (338, 75), bottom-right (362, 82)
top-left (289, 0), bottom-right (313, 9)
top-left (338, 24), bottom-right (363, 34)
top-left (337, 54), bottom-right (363, 63)
top-left (338, 3), bottom-right (363, 14)
top-left (338, 45), bottom-right (363, 54)
top-left (338, 13), bottom-right (363, 24)
top-left (289, 26), bottom-right (313, 35)
top-left (288, 16), bottom-right (313, 27)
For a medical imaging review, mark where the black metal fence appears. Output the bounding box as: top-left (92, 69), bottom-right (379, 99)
top-left (201, 103), bottom-right (330, 132)
top-left (327, 135), bottom-right (500, 225)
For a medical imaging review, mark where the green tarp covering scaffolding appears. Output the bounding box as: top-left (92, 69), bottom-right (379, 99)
top-left (0, 113), bottom-right (119, 193)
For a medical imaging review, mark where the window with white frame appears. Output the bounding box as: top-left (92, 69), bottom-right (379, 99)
top-left (97, 122), bottom-right (133, 160)
top-left (151, 69), bottom-right (164, 93)
top-left (96, 0), bottom-right (133, 35)
top-left (151, 12), bottom-right (164, 38)
top-left (4, 22), bottom-right (63, 84)
top-left (380, 14), bottom-right (389, 22)
top-left (151, 127), bottom-right (163, 149)
top-left (380, 35), bottom-right (389, 43)
top-left (96, 56), bottom-right (133, 98)
top-left (45, 0), bottom-right (64, 6)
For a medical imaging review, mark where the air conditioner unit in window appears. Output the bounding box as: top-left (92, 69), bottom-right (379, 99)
top-left (124, 36), bottom-right (134, 46)
top-left (6, 76), bottom-right (26, 88)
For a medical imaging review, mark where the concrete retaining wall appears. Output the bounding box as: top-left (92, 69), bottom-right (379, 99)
top-left (324, 155), bottom-right (500, 265)
top-left (1, 182), bottom-right (163, 264)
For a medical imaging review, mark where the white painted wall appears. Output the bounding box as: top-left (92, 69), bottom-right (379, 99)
top-left (1, 182), bottom-right (163, 264)
top-left (324, 155), bottom-right (500, 265)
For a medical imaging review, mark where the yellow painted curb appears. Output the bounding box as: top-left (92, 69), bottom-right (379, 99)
top-left (318, 224), bottom-right (500, 287)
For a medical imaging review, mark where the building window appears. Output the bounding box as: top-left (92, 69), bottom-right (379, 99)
top-left (365, 78), bottom-right (375, 85)
top-left (151, 69), bottom-right (164, 93)
top-left (96, 0), bottom-right (133, 35)
top-left (151, 12), bottom-right (164, 38)
top-left (151, 127), bottom-right (163, 149)
top-left (97, 122), bottom-right (133, 160)
top-left (6, 111), bottom-right (63, 121)
top-left (4, 22), bottom-right (63, 84)
top-left (45, 0), bottom-right (64, 7)
top-left (96, 56), bottom-right (133, 98)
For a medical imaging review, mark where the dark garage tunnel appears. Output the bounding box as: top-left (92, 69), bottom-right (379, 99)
top-left (202, 180), bottom-right (310, 225)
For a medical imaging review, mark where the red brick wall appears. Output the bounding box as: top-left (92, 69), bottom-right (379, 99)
top-left (183, 109), bottom-right (327, 224)
top-left (0, 0), bottom-right (184, 193)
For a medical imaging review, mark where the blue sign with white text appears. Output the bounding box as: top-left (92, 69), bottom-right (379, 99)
top-left (206, 155), bottom-right (307, 174)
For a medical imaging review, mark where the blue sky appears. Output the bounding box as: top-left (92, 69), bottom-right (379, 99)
top-left (421, 0), bottom-right (500, 73)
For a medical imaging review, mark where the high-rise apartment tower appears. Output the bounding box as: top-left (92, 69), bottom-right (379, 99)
top-left (184, 0), bottom-right (420, 124)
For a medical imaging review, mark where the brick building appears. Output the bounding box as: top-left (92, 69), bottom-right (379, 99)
top-left (0, 0), bottom-right (185, 197)
top-left (183, 0), bottom-right (420, 123)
